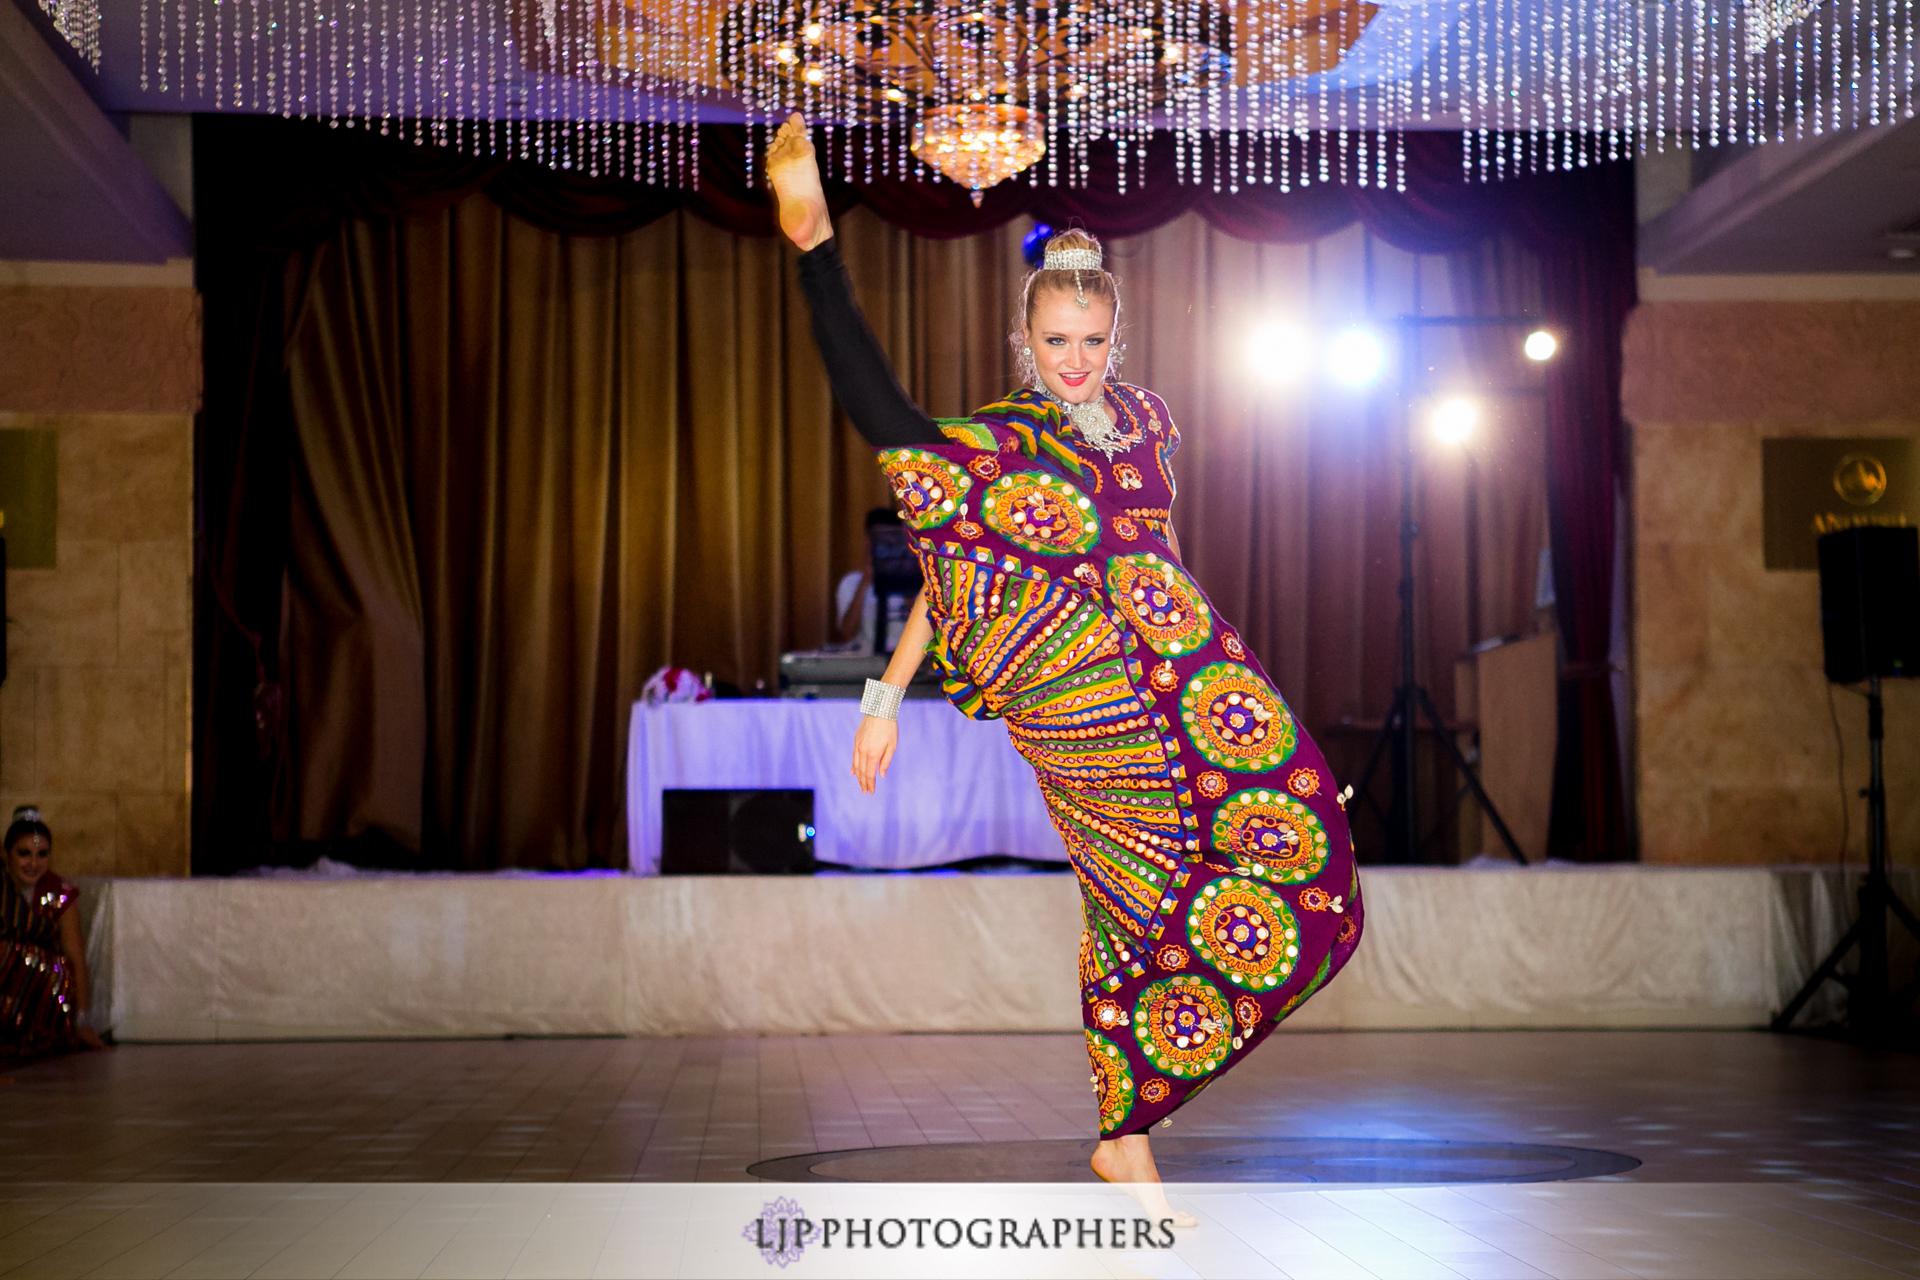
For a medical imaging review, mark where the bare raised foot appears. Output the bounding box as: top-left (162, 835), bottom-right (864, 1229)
top-left (1091, 1134), bottom-right (1198, 1228)
top-left (765, 113), bottom-right (832, 251)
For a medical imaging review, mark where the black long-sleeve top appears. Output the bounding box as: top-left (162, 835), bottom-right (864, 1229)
top-left (796, 239), bottom-right (946, 447)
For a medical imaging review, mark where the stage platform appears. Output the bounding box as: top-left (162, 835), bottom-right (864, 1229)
top-left (78, 866), bottom-right (1913, 1042)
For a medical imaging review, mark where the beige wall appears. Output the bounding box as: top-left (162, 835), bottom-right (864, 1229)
top-left (0, 261), bottom-right (200, 877)
top-left (1625, 295), bottom-right (1920, 866)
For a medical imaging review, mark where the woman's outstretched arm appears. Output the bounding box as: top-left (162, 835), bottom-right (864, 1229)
top-left (767, 115), bottom-right (943, 448)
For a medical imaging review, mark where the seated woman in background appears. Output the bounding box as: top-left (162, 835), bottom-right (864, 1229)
top-left (0, 807), bottom-right (108, 1058)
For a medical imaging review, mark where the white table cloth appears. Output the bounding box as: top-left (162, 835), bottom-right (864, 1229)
top-left (625, 700), bottom-right (1061, 874)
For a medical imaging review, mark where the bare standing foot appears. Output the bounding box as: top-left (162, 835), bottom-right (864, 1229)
top-left (1092, 1133), bottom-right (1199, 1228)
top-left (765, 113), bottom-right (833, 252)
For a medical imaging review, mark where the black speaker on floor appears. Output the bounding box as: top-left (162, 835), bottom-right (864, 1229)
top-left (661, 789), bottom-right (816, 875)
top-left (1818, 526), bottom-right (1920, 685)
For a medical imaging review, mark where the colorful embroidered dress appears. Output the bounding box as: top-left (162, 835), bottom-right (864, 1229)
top-left (0, 871), bottom-right (78, 1059)
top-left (879, 384), bottom-right (1364, 1136)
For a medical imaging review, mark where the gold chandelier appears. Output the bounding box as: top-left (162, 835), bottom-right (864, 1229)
top-left (909, 104), bottom-right (1047, 204)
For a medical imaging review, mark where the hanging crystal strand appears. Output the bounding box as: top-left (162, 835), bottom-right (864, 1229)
top-left (465, 0), bottom-right (480, 146)
top-left (1896, 0), bottom-right (1912, 118)
top-left (1832, 0), bottom-right (1844, 130)
top-left (1632, 0), bottom-right (1646, 160)
top-left (1395, 79), bottom-right (1407, 189)
top-left (1871, 0), bottom-right (1884, 126)
top-left (1487, 0), bottom-right (1500, 177)
top-left (1596, 0), bottom-right (1610, 160)
top-left (1845, 0), bottom-right (1858, 129)
top-left (296, 0), bottom-right (308, 116)
top-left (1807, 0), bottom-right (1820, 128)
top-left (1468, 0), bottom-right (1484, 177)
top-left (248, 0), bottom-right (260, 109)
top-left (1901, 0), bottom-right (1914, 121)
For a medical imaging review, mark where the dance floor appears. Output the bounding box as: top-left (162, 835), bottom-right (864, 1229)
top-left (2, 1030), bottom-right (1918, 1277)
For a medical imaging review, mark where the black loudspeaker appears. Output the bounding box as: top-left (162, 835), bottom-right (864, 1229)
top-left (1818, 526), bottom-right (1920, 684)
top-left (661, 789), bottom-right (816, 875)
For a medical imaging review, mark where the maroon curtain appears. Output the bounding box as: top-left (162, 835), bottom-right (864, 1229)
top-left (194, 114), bottom-right (1633, 871)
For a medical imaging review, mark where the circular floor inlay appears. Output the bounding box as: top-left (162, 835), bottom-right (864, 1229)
top-left (747, 1137), bottom-right (1641, 1184)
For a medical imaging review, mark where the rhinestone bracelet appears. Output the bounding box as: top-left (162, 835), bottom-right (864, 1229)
top-left (861, 678), bottom-right (906, 721)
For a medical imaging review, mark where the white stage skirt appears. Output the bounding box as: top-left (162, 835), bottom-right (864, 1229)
top-left (625, 700), bottom-right (1060, 874)
top-left (77, 866), bottom-right (1907, 1041)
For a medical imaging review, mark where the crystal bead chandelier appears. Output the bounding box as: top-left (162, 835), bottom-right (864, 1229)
top-left (910, 105), bottom-right (1049, 205)
top-left (127, 0), bottom-right (1919, 193)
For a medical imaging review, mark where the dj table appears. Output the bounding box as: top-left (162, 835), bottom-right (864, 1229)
top-left (625, 700), bottom-right (1060, 874)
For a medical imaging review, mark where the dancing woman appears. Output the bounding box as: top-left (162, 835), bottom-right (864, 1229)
top-left (768, 116), bottom-right (1363, 1193)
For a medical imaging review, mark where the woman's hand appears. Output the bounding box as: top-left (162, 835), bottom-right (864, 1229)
top-left (74, 1023), bottom-right (110, 1052)
top-left (851, 591), bottom-right (932, 795)
top-left (851, 714), bottom-right (898, 794)
top-left (766, 113), bottom-right (833, 251)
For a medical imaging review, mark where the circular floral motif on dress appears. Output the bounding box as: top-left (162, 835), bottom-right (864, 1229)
top-left (1287, 767), bottom-right (1321, 798)
top-left (1234, 995), bottom-right (1264, 1031)
top-left (1154, 944), bottom-right (1190, 972)
top-left (1105, 554), bottom-right (1214, 656)
top-left (1112, 516), bottom-right (1140, 541)
top-left (1196, 771), bottom-right (1229, 801)
top-left (1132, 976), bottom-right (1234, 1078)
top-left (1220, 631), bottom-right (1246, 659)
top-left (967, 455), bottom-right (1001, 481)
top-left (1138, 1076), bottom-right (1172, 1105)
top-left (1211, 789), bottom-right (1329, 881)
top-left (1298, 886), bottom-right (1336, 912)
top-left (1149, 660), bottom-right (1180, 694)
top-left (1114, 462), bottom-right (1145, 490)
top-left (880, 451), bottom-right (972, 530)
top-left (1086, 1030), bottom-right (1136, 1131)
top-left (1186, 877), bottom-right (1300, 989)
top-left (1072, 562), bottom-right (1102, 588)
top-left (1338, 915), bottom-right (1360, 944)
top-left (1090, 998), bottom-right (1127, 1031)
top-left (982, 471), bottom-right (1101, 556)
top-left (1180, 663), bottom-right (1297, 772)
top-left (954, 520), bottom-right (983, 539)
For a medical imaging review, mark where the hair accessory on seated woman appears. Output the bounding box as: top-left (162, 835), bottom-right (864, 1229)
top-left (11, 806), bottom-right (43, 824)
top-left (1043, 246), bottom-right (1103, 272)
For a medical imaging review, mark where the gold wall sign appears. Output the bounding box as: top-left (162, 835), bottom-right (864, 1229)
top-left (1762, 437), bottom-right (1916, 570)
top-left (0, 430), bottom-right (58, 569)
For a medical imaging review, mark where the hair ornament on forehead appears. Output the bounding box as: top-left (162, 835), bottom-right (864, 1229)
top-left (1043, 246), bottom-right (1103, 271)
top-left (11, 807), bottom-right (43, 824)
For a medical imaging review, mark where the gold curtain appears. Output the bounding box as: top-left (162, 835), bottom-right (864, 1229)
top-left (282, 199), bottom-right (1546, 869)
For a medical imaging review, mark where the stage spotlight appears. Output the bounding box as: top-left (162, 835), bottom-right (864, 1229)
top-left (1246, 321), bottom-right (1309, 383)
top-left (1431, 396), bottom-right (1478, 445)
top-left (1523, 329), bottom-right (1558, 362)
top-left (1327, 328), bottom-right (1385, 386)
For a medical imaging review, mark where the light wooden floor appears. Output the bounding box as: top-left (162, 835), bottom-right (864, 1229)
top-left (2, 1031), bottom-right (1918, 1277)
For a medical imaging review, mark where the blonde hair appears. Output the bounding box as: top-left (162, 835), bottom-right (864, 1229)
top-left (1013, 228), bottom-right (1124, 387)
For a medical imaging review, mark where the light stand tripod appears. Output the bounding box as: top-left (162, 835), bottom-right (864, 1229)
top-left (1347, 314), bottom-right (1533, 866)
top-left (1772, 675), bottom-right (1920, 1039)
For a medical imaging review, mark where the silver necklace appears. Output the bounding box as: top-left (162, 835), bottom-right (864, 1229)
top-left (1038, 385), bottom-right (1126, 458)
